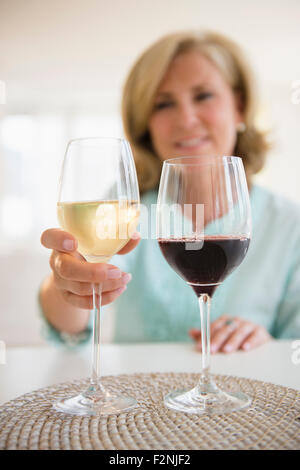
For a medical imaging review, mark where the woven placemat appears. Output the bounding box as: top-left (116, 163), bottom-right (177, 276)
top-left (0, 373), bottom-right (299, 450)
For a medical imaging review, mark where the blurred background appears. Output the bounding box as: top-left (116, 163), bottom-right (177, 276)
top-left (0, 0), bottom-right (299, 346)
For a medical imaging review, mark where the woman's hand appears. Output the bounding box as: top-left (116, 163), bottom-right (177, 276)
top-left (41, 228), bottom-right (140, 309)
top-left (189, 314), bottom-right (272, 353)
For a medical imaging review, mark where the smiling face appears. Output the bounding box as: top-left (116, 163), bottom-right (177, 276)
top-left (148, 51), bottom-right (243, 162)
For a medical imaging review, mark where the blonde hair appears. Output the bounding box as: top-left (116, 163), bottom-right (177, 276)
top-left (122, 31), bottom-right (270, 193)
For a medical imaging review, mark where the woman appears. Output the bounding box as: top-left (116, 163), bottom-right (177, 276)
top-left (40, 31), bottom-right (300, 351)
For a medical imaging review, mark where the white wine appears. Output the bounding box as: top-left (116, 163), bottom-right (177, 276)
top-left (57, 200), bottom-right (139, 263)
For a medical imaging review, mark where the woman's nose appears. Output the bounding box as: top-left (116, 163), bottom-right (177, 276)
top-left (176, 103), bottom-right (200, 129)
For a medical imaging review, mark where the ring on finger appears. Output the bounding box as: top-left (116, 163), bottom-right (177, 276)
top-left (224, 318), bottom-right (237, 329)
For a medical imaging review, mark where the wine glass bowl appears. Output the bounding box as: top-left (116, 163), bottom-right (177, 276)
top-left (157, 155), bottom-right (251, 415)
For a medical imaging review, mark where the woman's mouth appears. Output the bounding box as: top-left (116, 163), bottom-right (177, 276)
top-left (175, 136), bottom-right (210, 151)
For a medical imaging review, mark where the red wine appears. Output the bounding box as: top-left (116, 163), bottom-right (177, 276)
top-left (158, 236), bottom-right (250, 297)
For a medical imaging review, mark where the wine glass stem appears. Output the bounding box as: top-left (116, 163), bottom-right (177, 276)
top-left (198, 294), bottom-right (211, 385)
top-left (87, 283), bottom-right (105, 396)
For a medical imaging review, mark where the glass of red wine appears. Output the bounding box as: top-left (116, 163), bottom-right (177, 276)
top-left (157, 155), bottom-right (252, 415)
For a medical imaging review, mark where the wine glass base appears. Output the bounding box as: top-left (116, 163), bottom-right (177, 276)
top-left (164, 385), bottom-right (251, 416)
top-left (53, 393), bottom-right (137, 416)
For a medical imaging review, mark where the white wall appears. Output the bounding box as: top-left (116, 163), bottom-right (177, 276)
top-left (0, 0), bottom-right (299, 345)
top-left (1, 0), bottom-right (299, 196)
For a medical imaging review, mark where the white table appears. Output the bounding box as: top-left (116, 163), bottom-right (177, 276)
top-left (0, 340), bottom-right (299, 406)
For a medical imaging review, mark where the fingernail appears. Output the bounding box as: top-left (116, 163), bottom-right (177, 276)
top-left (211, 344), bottom-right (217, 353)
top-left (116, 285), bottom-right (127, 295)
top-left (243, 342), bottom-right (250, 351)
top-left (107, 268), bottom-right (122, 280)
top-left (122, 273), bottom-right (132, 284)
top-left (63, 239), bottom-right (75, 251)
top-left (223, 344), bottom-right (232, 352)
top-left (131, 232), bottom-right (141, 240)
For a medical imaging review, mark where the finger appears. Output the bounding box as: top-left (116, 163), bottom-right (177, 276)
top-left (117, 232), bottom-right (141, 255)
top-left (189, 315), bottom-right (232, 349)
top-left (53, 272), bottom-right (132, 297)
top-left (51, 251), bottom-right (122, 283)
top-left (61, 285), bottom-right (128, 310)
top-left (221, 323), bottom-right (256, 353)
top-left (102, 285), bottom-right (127, 306)
top-left (241, 327), bottom-right (271, 351)
top-left (41, 228), bottom-right (78, 252)
top-left (53, 273), bottom-right (94, 296)
top-left (102, 272), bottom-right (132, 293)
top-left (210, 314), bottom-right (233, 336)
top-left (210, 319), bottom-right (242, 353)
top-left (60, 290), bottom-right (95, 310)
top-left (188, 328), bottom-right (201, 339)
top-left (188, 329), bottom-right (202, 351)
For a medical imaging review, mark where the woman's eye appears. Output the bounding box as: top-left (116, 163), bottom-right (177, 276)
top-left (195, 92), bottom-right (213, 101)
top-left (154, 101), bottom-right (173, 110)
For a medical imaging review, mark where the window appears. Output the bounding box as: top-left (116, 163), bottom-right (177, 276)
top-left (0, 112), bottom-right (123, 253)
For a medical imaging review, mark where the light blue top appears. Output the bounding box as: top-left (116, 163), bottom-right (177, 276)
top-left (40, 184), bottom-right (300, 346)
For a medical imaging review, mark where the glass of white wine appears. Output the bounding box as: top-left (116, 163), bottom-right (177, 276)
top-left (54, 137), bottom-right (140, 416)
